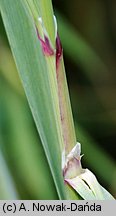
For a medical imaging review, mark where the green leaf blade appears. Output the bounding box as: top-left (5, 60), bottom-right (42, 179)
top-left (0, 0), bottom-right (65, 199)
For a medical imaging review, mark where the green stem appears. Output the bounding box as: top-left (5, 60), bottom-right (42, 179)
top-left (57, 57), bottom-right (77, 156)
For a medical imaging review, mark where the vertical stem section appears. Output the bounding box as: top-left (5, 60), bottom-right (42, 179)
top-left (57, 58), bottom-right (77, 156)
top-left (40, 0), bottom-right (55, 47)
top-left (27, 0), bottom-right (76, 168)
top-left (45, 56), bottom-right (64, 153)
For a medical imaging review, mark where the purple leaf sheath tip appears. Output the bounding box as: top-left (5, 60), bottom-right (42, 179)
top-left (37, 27), bottom-right (63, 68)
top-left (36, 28), bottom-right (54, 56)
top-left (56, 33), bottom-right (63, 68)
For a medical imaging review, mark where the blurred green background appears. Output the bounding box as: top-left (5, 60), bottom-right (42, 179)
top-left (0, 0), bottom-right (116, 199)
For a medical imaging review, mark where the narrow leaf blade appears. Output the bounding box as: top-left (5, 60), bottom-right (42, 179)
top-left (0, 0), bottom-right (65, 199)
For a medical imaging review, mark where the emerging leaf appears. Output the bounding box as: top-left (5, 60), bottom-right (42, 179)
top-left (64, 143), bottom-right (115, 200)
